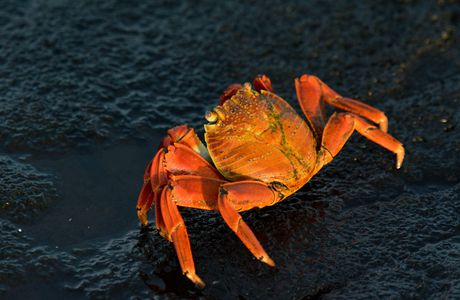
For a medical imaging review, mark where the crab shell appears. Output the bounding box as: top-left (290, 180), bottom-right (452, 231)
top-left (204, 83), bottom-right (316, 198)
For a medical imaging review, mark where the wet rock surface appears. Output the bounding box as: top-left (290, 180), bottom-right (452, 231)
top-left (0, 156), bottom-right (57, 223)
top-left (0, 0), bottom-right (459, 299)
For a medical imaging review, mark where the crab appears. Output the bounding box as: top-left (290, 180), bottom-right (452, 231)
top-left (136, 74), bottom-right (405, 288)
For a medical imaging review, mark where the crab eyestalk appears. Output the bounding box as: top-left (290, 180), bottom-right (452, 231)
top-left (205, 106), bottom-right (226, 125)
top-left (205, 110), bottom-right (218, 123)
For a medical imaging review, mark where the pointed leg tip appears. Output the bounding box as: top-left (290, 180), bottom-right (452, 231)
top-left (380, 124), bottom-right (388, 133)
top-left (186, 272), bottom-right (206, 289)
top-left (260, 255), bottom-right (275, 267)
top-left (137, 210), bottom-right (149, 226)
top-left (378, 117), bottom-right (388, 133)
top-left (396, 149), bottom-right (405, 169)
top-left (159, 230), bottom-right (170, 240)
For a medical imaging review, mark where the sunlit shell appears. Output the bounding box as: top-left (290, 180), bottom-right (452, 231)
top-left (204, 85), bottom-right (316, 188)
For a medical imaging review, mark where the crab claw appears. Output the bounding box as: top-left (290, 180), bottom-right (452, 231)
top-left (167, 125), bottom-right (190, 142)
top-left (167, 125), bottom-right (211, 163)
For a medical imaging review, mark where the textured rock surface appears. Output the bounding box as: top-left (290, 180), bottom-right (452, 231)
top-left (0, 156), bottom-right (57, 223)
top-left (0, 0), bottom-right (459, 299)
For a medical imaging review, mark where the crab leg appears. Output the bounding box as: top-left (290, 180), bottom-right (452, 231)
top-left (218, 74), bottom-right (274, 106)
top-left (295, 74), bottom-right (389, 133)
top-left (294, 75), bottom-right (327, 139)
top-left (253, 74), bottom-right (274, 93)
top-left (137, 126), bottom-right (221, 228)
top-left (137, 150), bottom-right (168, 236)
top-left (136, 157), bottom-right (154, 225)
top-left (217, 181), bottom-right (277, 267)
top-left (159, 186), bottom-right (205, 289)
top-left (166, 177), bottom-right (278, 268)
top-left (136, 159), bottom-right (154, 224)
top-left (169, 175), bottom-right (225, 210)
top-left (317, 112), bottom-right (404, 169)
top-left (155, 174), bottom-right (224, 289)
top-left (136, 128), bottom-right (226, 288)
top-left (136, 181), bottom-right (154, 225)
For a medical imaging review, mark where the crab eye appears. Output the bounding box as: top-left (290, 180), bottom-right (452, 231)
top-left (205, 110), bottom-right (219, 123)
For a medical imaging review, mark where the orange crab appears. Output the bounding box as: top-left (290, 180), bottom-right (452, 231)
top-left (136, 74), bottom-right (405, 288)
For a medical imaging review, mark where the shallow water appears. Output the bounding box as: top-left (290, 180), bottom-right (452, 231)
top-left (23, 143), bottom-right (155, 247)
top-left (1, 0), bottom-right (459, 299)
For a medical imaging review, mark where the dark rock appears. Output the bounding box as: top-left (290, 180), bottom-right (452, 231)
top-left (0, 0), bottom-right (458, 299)
top-left (0, 156), bottom-right (57, 223)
